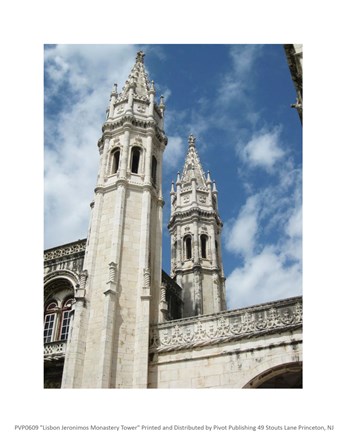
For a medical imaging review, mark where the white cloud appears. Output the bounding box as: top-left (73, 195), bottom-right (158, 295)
top-left (225, 195), bottom-right (259, 258)
top-left (44, 45), bottom-right (139, 249)
top-left (286, 205), bottom-right (302, 238)
top-left (239, 126), bottom-right (285, 171)
top-left (226, 246), bottom-right (302, 309)
top-left (224, 166), bottom-right (302, 309)
top-left (218, 76), bottom-right (244, 105)
top-left (163, 136), bottom-right (185, 170)
top-left (229, 45), bottom-right (263, 77)
top-left (217, 45), bottom-right (263, 106)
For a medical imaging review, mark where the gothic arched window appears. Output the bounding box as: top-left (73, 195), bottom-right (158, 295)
top-left (184, 235), bottom-right (192, 260)
top-left (151, 155), bottom-right (157, 186)
top-left (201, 234), bottom-right (208, 259)
top-left (131, 146), bottom-right (141, 174)
top-left (111, 148), bottom-right (120, 174)
top-left (44, 298), bottom-right (73, 343)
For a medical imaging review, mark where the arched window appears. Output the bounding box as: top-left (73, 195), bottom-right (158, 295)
top-left (111, 148), bottom-right (120, 174)
top-left (151, 155), bottom-right (157, 186)
top-left (44, 302), bottom-right (58, 344)
top-left (59, 298), bottom-right (73, 341)
top-left (131, 146), bottom-right (141, 174)
top-left (184, 235), bottom-right (192, 260)
top-left (201, 234), bottom-right (208, 259)
top-left (44, 298), bottom-right (73, 343)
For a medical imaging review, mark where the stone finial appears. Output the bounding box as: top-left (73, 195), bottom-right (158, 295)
top-left (136, 51), bottom-right (145, 64)
top-left (160, 285), bottom-right (167, 302)
top-left (108, 262), bottom-right (118, 284)
top-left (143, 268), bottom-right (151, 288)
top-left (188, 134), bottom-right (196, 147)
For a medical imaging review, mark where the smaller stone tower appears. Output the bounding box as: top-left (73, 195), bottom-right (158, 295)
top-left (168, 135), bottom-right (226, 317)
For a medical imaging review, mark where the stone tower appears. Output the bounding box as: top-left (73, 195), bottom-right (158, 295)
top-left (168, 135), bottom-right (226, 317)
top-left (61, 51), bottom-right (167, 388)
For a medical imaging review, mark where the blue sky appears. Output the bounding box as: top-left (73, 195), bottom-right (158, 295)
top-left (44, 44), bottom-right (302, 309)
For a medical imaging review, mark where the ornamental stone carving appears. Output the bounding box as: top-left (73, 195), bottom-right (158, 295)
top-left (44, 341), bottom-right (67, 361)
top-left (108, 262), bottom-right (118, 284)
top-left (149, 297), bottom-right (302, 352)
top-left (136, 104), bottom-right (146, 114)
top-left (143, 268), bottom-right (151, 289)
top-left (44, 240), bottom-right (87, 261)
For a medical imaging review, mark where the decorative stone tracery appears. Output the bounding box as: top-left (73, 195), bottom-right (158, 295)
top-left (149, 297), bottom-right (302, 352)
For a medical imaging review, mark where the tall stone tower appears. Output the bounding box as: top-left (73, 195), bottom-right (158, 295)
top-left (61, 51), bottom-right (167, 388)
top-left (168, 135), bottom-right (226, 317)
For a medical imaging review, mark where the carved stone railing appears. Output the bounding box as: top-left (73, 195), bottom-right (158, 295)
top-left (44, 341), bottom-right (67, 361)
top-left (44, 239), bottom-right (87, 261)
top-left (149, 296), bottom-right (302, 352)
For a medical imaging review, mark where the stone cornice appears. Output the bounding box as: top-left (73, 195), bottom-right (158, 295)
top-left (168, 207), bottom-right (223, 229)
top-left (102, 115), bottom-right (167, 145)
top-left (149, 296), bottom-right (302, 353)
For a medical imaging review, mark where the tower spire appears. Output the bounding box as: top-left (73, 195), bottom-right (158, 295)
top-left (168, 135), bottom-right (226, 318)
top-left (180, 135), bottom-right (207, 188)
top-left (121, 51), bottom-right (151, 98)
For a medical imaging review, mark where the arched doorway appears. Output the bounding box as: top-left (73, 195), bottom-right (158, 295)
top-left (244, 362), bottom-right (302, 388)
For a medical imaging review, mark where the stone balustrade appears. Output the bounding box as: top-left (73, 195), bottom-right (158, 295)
top-left (44, 341), bottom-right (67, 361)
top-left (44, 239), bottom-right (87, 261)
top-left (149, 296), bottom-right (302, 352)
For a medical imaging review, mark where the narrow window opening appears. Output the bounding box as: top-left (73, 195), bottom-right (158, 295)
top-left (151, 156), bottom-right (157, 186)
top-left (131, 147), bottom-right (141, 174)
top-left (112, 149), bottom-right (120, 174)
top-left (185, 236), bottom-right (192, 260)
top-left (201, 234), bottom-right (208, 259)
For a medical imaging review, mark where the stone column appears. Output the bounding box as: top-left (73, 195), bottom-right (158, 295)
top-left (209, 226), bottom-right (218, 269)
top-left (61, 272), bottom-right (87, 388)
top-left (133, 133), bottom-right (154, 387)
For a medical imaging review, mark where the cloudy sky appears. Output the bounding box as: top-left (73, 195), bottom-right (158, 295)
top-left (44, 44), bottom-right (302, 309)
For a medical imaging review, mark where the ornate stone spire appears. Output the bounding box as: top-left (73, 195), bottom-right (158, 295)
top-left (180, 135), bottom-right (207, 188)
top-left (136, 51), bottom-right (145, 63)
top-left (121, 51), bottom-right (151, 98)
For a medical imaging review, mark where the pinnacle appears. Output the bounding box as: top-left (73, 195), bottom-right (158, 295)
top-left (180, 135), bottom-right (207, 188)
top-left (188, 134), bottom-right (196, 147)
top-left (121, 51), bottom-right (151, 98)
top-left (136, 51), bottom-right (145, 64)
